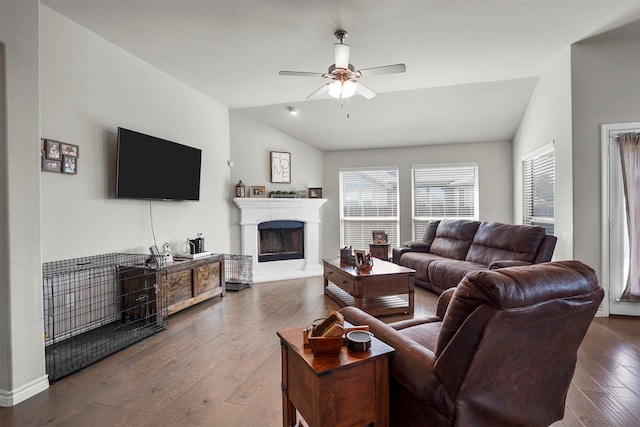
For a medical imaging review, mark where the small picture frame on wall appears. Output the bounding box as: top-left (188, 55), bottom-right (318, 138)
top-left (42, 157), bottom-right (61, 173)
top-left (308, 187), bottom-right (322, 198)
top-left (250, 186), bottom-right (266, 198)
top-left (62, 155), bottom-right (77, 174)
top-left (60, 142), bottom-right (79, 157)
top-left (45, 139), bottom-right (61, 160)
top-left (270, 151), bottom-right (291, 183)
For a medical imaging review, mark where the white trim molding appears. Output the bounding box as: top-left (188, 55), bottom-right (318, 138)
top-left (0, 375), bottom-right (49, 407)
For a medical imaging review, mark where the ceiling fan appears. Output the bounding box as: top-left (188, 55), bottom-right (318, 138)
top-left (279, 29), bottom-right (406, 100)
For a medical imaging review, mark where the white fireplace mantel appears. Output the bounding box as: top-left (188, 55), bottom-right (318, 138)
top-left (233, 197), bottom-right (327, 282)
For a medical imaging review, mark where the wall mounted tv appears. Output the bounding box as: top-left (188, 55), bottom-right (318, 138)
top-left (116, 127), bottom-right (202, 201)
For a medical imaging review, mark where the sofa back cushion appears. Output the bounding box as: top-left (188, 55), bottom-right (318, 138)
top-left (421, 220), bottom-right (440, 246)
top-left (434, 260), bottom-right (601, 357)
top-left (465, 222), bottom-right (546, 265)
top-left (429, 219), bottom-right (481, 260)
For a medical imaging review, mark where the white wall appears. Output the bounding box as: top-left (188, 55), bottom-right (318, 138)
top-left (228, 111), bottom-right (324, 254)
top-left (512, 49), bottom-right (573, 261)
top-left (322, 141), bottom-right (513, 258)
top-left (571, 22), bottom-right (640, 281)
top-left (40, 6), bottom-right (231, 260)
top-left (0, 1), bottom-right (48, 406)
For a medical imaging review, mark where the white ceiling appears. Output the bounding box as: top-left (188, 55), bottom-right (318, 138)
top-left (42, 0), bottom-right (640, 151)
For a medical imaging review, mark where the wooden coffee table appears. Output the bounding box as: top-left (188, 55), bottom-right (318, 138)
top-left (278, 326), bottom-right (394, 427)
top-left (323, 258), bottom-right (415, 317)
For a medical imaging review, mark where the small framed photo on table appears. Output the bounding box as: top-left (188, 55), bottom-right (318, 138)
top-left (354, 250), bottom-right (365, 268)
top-left (372, 230), bottom-right (387, 244)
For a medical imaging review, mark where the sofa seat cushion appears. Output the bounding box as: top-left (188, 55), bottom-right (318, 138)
top-left (465, 222), bottom-right (546, 265)
top-left (428, 259), bottom-right (487, 292)
top-left (429, 219), bottom-right (481, 260)
top-left (400, 252), bottom-right (447, 282)
top-left (395, 322), bottom-right (442, 352)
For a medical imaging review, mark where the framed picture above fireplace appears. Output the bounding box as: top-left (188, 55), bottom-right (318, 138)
top-left (270, 151), bottom-right (291, 183)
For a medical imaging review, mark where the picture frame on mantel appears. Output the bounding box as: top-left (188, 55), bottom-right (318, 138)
top-left (308, 187), bottom-right (322, 198)
top-left (250, 186), bottom-right (266, 198)
top-left (270, 151), bottom-right (291, 183)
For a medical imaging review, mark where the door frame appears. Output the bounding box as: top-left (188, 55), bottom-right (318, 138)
top-left (601, 122), bottom-right (640, 317)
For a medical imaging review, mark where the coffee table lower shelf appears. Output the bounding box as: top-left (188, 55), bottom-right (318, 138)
top-left (325, 283), bottom-right (412, 317)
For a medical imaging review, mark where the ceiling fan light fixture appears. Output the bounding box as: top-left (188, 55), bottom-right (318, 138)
top-left (328, 80), bottom-right (357, 99)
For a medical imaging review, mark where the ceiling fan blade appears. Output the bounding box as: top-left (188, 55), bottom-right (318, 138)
top-left (334, 43), bottom-right (350, 69)
top-left (279, 71), bottom-right (325, 77)
top-left (357, 63), bottom-right (406, 77)
top-left (307, 83), bottom-right (330, 99)
top-left (356, 82), bottom-right (376, 99)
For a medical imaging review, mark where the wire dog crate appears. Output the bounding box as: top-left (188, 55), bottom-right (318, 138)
top-left (224, 254), bottom-right (253, 291)
top-left (42, 253), bottom-right (168, 382)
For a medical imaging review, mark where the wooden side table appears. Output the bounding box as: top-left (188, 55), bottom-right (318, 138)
top-left (277, 327), bottom-right (394, 427)
top-left (369, 243), bottom-right (390, 261)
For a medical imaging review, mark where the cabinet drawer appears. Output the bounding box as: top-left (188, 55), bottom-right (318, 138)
top-left (194, 262), bottom-right (221, 296)
top-left (325, 269), bottom-right (355, 294)
top-left (166, 270), bottom-right (193, 305)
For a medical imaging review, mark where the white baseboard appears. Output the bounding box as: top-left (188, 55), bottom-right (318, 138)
top-left (0, 374), bottom-right (49, 407)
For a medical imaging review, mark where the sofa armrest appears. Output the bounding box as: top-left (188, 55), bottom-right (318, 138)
top-left (392, 343), bottom-right (447, 404)
top-left (341, 306), bottom-right (417, 350)
top-left (392, 244), bottom-right (432, 264)
top-left (436, 288), bottom-right (456, 318)
top-left (340, 307), bottom-right (446, 405)
top-left (341, 307), bottom-right (452, 413)
top-left (402, 240), bottom-right (432, 250)
top-left (488, 260), bottom-right (532, 270)
top-left (390, 316), bottom-right (442, 330)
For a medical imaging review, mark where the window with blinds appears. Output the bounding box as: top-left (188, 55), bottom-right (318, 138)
top-left (412, 164), bottom-right (478, 240)
top-left (340, 168), bottom-right (399, 251)
top-left (523, 147), bottom-right (555, 234)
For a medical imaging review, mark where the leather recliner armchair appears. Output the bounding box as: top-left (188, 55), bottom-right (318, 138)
top-left (341, 261), bottom-right (604, 427)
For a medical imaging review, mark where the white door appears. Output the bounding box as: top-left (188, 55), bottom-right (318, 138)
top-left (602, 123), bottom-right (640, 316)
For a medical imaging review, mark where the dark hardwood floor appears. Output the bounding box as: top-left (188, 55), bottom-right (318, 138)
top-left (1, 276), bottom-right (638, 426)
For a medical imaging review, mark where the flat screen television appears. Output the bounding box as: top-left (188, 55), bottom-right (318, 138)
top-left (115, 127), bottom-right (202, 201)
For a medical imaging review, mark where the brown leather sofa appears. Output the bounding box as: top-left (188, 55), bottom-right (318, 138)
top-left (341, 261), bottom-right (604, 427)
top-left (392, 219), bottom-right (557, 294)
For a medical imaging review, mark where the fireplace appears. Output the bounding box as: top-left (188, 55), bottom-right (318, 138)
top-left (234, 198), bottom-right (327, 282)
top-left (259, 220), bottom-right (304, 262)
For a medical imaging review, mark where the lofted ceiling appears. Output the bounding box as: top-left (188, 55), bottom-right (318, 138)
top-left (42, 0), bottom-right (640, 151)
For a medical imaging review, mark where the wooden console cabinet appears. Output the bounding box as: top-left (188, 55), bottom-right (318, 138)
top-left (120, 254), bottom-right (225, 319)
top-left (164, 255), bottom-right (225, 315)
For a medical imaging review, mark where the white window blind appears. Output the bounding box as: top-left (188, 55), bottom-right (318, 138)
top-left (523, 148), bottom-right (555, 234)
top-left (340, 168), bottom-right (399, 251)
top-left (412, 164), bottom-right (478, 240)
